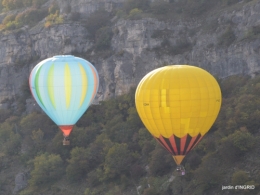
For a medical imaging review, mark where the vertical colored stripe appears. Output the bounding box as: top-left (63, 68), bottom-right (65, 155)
top-left (158, 135), bottom-right (174, 154)
top-left (64, 63), bottom-right (72, 108)
top-left (190, 135), bottom-right (203, 151)
top-left (156, 137), bottom-right (174, 155)
top-left (90, 65), bottom-right (98, 101)
top-left (180, 135), bottom-right (188, 155)
top-left (48, 64), bottom-right (56, 109)
top-left (34, 65), bottom-right (45, 108)
top-left (78, 63), bottom-right (88, 107)
top-left (183, 134), bottom-right (192, 154)
top-left (169, 135), bottom-right (179, 154)
top-left (29, 72), bottom-right (36, 100)
top-left (185, 135), bottom-right (198, 154)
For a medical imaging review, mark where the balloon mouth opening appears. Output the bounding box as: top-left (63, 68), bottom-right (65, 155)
top-left (173, 155), bottom-right (185, 165)
top-left (59, 125), bottom-right (74, 137)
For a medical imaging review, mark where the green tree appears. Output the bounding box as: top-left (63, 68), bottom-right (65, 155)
top-left (104, 143), bottom-right (133, 179)
top-left (222, 129), bottom-right (255, 152)
top-left (4, 131), bottom-right (21, 155)
top-left (70, 125), bottom-right (99, 148)
top-left (95, 26), bottom-right (112, 50)
top-left (30, 128), bottom-right (44, 152)
top-left (191, 153), bottom-right (223, 193)
top-left (231, 170), bottom-right (249, 185)
top-left (15, 8), bottom-right (48, 28)
top-left (20, 112), bottom-right (56, 137)
top-left (29, 153), bottom-right (63, 187)
top-left (84, 10), bottom-right (110, 38)
top-left (0, 122), bottom-right (13, 142)
top-left (66, 147), bottom-right (89, 182)
top-left (148, 146), bottom-right (173, 176)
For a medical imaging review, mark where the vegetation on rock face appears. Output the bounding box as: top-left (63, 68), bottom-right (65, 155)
top-left (0, 0), bottom-right (259, 194)
top-left (0, 75), bottom-right (259, 194)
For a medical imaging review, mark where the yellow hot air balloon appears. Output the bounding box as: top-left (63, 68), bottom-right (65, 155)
top-left (135, 65), bottom-right (221, 174)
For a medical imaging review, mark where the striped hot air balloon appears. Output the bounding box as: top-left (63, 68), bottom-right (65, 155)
top-left (135, 65), bottom-right (221, 174)
top-left (29, 55), bottom-right (99, 145)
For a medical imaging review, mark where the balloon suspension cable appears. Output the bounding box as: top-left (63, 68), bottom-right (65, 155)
top-left (63, 135), bottom-right (70, 146)
top-left (175, 165), bottom-right (185, 176)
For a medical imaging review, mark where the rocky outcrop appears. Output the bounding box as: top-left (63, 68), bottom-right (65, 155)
top-left (13, 172), bottom-right (27, 194)
top-left (57, 0), bottom-right (125, 16)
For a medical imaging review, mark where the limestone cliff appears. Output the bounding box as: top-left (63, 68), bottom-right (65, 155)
top-left (0, 0), bottom-right (259, 108)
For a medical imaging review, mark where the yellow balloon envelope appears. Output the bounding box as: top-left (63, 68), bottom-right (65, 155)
top-left (135, 65), bottom-right (222, 165)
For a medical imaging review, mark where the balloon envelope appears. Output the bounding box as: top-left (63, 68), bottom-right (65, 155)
top-left (29, 55), bottom-right (99, 136)
top-left (135, 65), bottom-right (221, 165)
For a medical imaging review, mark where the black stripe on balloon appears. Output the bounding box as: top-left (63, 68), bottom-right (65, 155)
top-left (174, 136), bottom-right (181, 155)
top-left (164, 137), bottom-right (177, 156)
top-left (190, 134), bottom-right (202, 151)
top-left (155, 138), bottom-right (174, 155)
top-left (183, 134), bottom-right (192, 155)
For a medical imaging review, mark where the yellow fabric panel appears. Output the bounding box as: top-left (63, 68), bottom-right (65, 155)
top-left (135, 65), bottom-right (222, 138)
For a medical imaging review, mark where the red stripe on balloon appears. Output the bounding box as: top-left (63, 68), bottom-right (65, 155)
top-left (90, 65), bottom-right (98, 102)
top-left (180, 134), bottom-right (188, 155)
top-left (169, 135), bottom-right (179, 154)
top-left (158, 135), bottom-right (174, 154)
top-left (185, 135), bottom-right (197, 152)
top-left (190, 136), bottom-right (203, 151)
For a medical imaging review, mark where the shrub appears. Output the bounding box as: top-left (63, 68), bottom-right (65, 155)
top-left (218, 26), bottom-right (236, 47)
top-left (231, 130), bottom-right (255, 151)
top-left (48, 2), bottom-right (59, 14)
top-left (116, 9), bottom-right (126, 18)
top-left (231, 170), bottom-right (249, 185)
top-left (218, 129), bottom-right (255, 165)
top-left (95, 26), bottom-right (112, 50)
top-left (44, 11), bottom-right (63, 28)
top-left (244, 25), bottom-right (260, 40)
top-left (32, 0), bottom-right (47, 8)
top-left (149, 146), bottom-right (173, 176)
top-left (103, 143), bottom-right (134, 179)
top-left (2, 0), bottom-right (23, 10)
top-left (184, 0), bottom-right (218, 17)
top-left (22, 0), bottom-right (33, 7)
top-left (150, 1), bottom-right (170, 15)
top-left (84, 10), bottom-right (110, 38)
top-left (29, 153), bottom-right (63, 187)
top-left (66, 147), bottom-right (90, 182)
top-left (2, 14), bottom-right (16, 25)
top-left (0, 109), bottom-right (12, 123)
top-left (124, 0), bottom-right (150, 13)
top-left (4, 21), bottom-right (17, 30)
top-left (15, 8), bottom-right (48, 28)
top-left (86, 170), bottom-right (100, 187)
top-left (170, 38), bottom-right (192, 55)
top-left (128, 8), bottom-right (143, 20)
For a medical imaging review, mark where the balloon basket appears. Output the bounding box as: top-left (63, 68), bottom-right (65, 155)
top-left (175, 165), bottom-right (185, 176)
top-left (63, 137), bottom-right (70, 145)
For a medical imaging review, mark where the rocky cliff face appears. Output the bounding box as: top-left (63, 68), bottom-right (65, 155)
top-left (0, 0), bottom-right (260, 107)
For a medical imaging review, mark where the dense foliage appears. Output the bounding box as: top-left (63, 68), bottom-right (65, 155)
top-left (0, 0), bottom-right (259, 194)
top-left (0, 75), bottom-right (259, 194)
